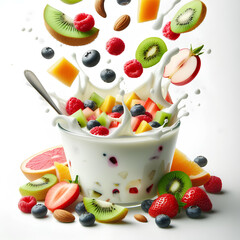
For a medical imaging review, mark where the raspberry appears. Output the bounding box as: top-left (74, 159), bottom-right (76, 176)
top-left (18, 196), bottom-right (37, 213)
top-left (204, 176), bottom-right (222, 193)
top-left (136, 114), bottom-right (152, 123)
top-left (162, 21), bottom-right (180, 41)
top-left (144, 112), bottom-right (153, 120)
top-left (74, 13), bottom-right (95, 32)
top-left (106, 37), bottom-right (125, 56)
top-left (90, 126), bottom-right (109, 136)
top-left (124, 59), bottom-right (143, 78)
top-left (108, 112), bottom-right (122, 118)
top-left (148, 194), bottom-right (179, 218)
top-left (66, 97), bottom-right (84, 115)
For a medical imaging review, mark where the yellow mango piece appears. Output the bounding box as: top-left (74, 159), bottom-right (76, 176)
top-left (130, 99), bottom-right (145, 109)
top-left (54, 162), bottom-right (72, 182)
top-left (48, 57), bottom-right (79, 87)
top-left (138, 0), bottom-right (161, 23)
top-left (135, 120), bottom-right (152, 134)
top-left (157, 103), bottom-right (164, 110)
top-left (124, 92), bottom-right (141, 109)
top-left (100, 95), bottom-right (116, 114)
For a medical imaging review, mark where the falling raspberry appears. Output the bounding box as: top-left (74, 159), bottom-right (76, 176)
top-left (106, 37), bottom-right (125, 55)
top-left (124, 59), bottom-right (143, 78)
top-left (162, 21), bottom-right (180, 40)
top-left (74, 13), bottom-right (95, 32)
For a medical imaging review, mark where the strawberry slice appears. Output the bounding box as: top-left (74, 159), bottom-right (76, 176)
top-left (45, 177), bottom-right (80, 212)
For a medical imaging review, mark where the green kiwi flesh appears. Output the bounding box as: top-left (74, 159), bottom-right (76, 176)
top-left (44, 5), bottom-right (99, 46)
top-left (19, 174), bottom-right (57, 201)
top-left (171, 1), bottom-right (206, 33)
top-left (157, 171), bottom-right (192, 200)
top-left (83, 197), bottom-right (128, 223)
top-left (135, 37), bottom-right (167, 68)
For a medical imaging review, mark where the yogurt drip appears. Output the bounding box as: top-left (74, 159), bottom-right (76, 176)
top-left (152, 0), bottom-right (181, 30)
top-left (53, 48), bottom-right (187, 139)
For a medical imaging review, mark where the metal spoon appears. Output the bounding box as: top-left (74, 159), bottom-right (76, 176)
top-left (24, 70), bottom-right (63, 115)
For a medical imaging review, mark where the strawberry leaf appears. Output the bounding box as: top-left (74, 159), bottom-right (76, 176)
top-left (192, 45), bottom-right (204, 55)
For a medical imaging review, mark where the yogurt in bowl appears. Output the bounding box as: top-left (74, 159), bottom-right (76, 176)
top-left (52, 48), bottom-right (188, 205)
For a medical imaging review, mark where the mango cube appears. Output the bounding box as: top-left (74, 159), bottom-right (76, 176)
top-left (135, 120), bottom-right (152, 134)
top-left (138, 0), bottom-right (161, 23)
top-left (100, 95), bottom-right (116, 114)
top-left (124, 92), bottom-right (141, 109)
top-left (48, 57), bottom-right (79, 87)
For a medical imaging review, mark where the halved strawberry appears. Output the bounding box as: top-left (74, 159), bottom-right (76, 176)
top-left (45, 178), bottom-right (80, 212)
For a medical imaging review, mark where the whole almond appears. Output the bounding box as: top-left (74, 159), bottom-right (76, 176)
top-left (114, 15), bottom-right (131, 31)
top-left (134, 214), bottom-right (148, 223)
top-left (95, 0), bottom-right (107, 18)
top-left (53, 209), bottom-right (75, 223)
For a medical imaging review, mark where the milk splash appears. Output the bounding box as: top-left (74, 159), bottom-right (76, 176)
top-left (53, 47), bottom-right (189, 139)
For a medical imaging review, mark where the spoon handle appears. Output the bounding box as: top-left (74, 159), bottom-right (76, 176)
top-left (24, 70), bottom-right (63, 115)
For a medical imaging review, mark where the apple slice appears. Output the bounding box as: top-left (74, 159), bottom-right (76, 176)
top-left (164, 45), bottom-right (203, 86)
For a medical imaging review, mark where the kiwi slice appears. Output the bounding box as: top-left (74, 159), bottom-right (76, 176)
top-left (83, 197), bottom-right (128, 223)
top-left (135, 37), bottom-right (167, 68)
top-left (157, 171), bottom-right (192, 200)
top-left (44, 5), bottom-right (99, 46)
top-left (171, 1), bottom-right (207, 34)
top-left (19, 174), bottom-right (58, 201)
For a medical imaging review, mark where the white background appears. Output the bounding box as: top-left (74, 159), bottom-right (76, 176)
top-left (0, 0), bottom-right (240, 239)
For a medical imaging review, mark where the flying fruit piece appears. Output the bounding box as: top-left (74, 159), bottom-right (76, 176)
top-left (138, 0), bottom-right (161, 23)
top-left (44, 5), bottom-right (99, 46)
top-left (163, 45), bottom-right (204, 86)
top-left (61, 0), bottom-right (82, 4)
top-left (171, 0), bottom-right (207, 33)
top-left (83, 197), bottom-right (128, 223)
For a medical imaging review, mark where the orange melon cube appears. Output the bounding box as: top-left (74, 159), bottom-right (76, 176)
top-left (124, 92), bottom-right (141, 109)
top-left (135, 120), bottom-right (152, 134)
top-left (100, 95), bottom-right (116, 114)
top-left (48, 57), bottom-right (79, 87)
top-left (138, 0), bottom-right (161, 23)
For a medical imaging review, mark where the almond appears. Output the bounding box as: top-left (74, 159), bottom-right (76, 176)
top-left (53, 209), bottom-right (75, 223)
top-left (95, 0), bottom-right (107, 18)
top-left (134, 214), bottom-right (148, 223)
top-left (114, 15), bottom-right (131, 31)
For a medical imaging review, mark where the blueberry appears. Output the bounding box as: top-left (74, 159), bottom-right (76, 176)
top-left (141, 199), bottom-right (154, 213)
top-left (79, 212), bottom-right (95, 226)
top-left (31, 204), bottom-right (48, 218)
top-left (75, 201), bottom-right (87, 215)
top-left (149, 121), bottom-right (161, 128)
top-left (186, 206), bottom-right (201, 219)
top-left (82, 50), bottom-right (100, 67)
top-left (112, 104), bottom-right (124, 114)
top-left (194, 156), bottom-right (208, 167)
top-left (87, 120), bottom-right (101, 130)
top-left (100, 69), bottom-right (116, 83)
top-left (41, 47), bottom-right (54, 59)
top-left (155, 214), bottom-right (171, 228)
top-left (130, 104), bottom-right (145, 116)
top-left (117, 0), bottom-right (131, 5)
top-left (84, 100), bottom-right (97, 111)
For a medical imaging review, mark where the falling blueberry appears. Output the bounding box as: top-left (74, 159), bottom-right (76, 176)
top-left (194, 156), bottom-right (208, 167)
top-left (149, 121), bottom-right (161, 128)
top-left (141, 199), bottom-right (154, 213)
top-left (112, 104), bottom-right (124, 114)
top-left (31, 204), bottom-right (48, 218)
top-left (84, 100), bottom-right (97, 111)
top-left (130, 104), bottom-right (146, 116)
top-left (87, 120), bottom-right (101, 130)
top-left (41, 47), bottom-right (54, 59)
top-left (75, 201), bottom-right (87, 215)
top-left (117, 0), bottom-right (131, 5)
top-left (100, 69), bottom-right (116, 83)
top-left (82, 50), bottom-right (100, 67)
top-left (186, 206), bottom-right (202, 219)
top-left (79, 212), bottom-right (95, 226)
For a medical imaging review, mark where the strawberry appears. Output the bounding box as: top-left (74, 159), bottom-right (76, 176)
top-left (148, 193), bottom-right (179, 218)
top-left (108, 112), bottom-right (122, 118)
top-left (204, 176), bottom-right (222, 193)
top-left (181, 187), bottom-right (212, 212)
top-left (45, 176), bottom-right (80, 212)
top-left (136, 114), bottom-right (152, 123)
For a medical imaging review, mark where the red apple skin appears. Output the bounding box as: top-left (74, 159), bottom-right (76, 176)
top-left (171, 55), bottom-right (201, 86)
